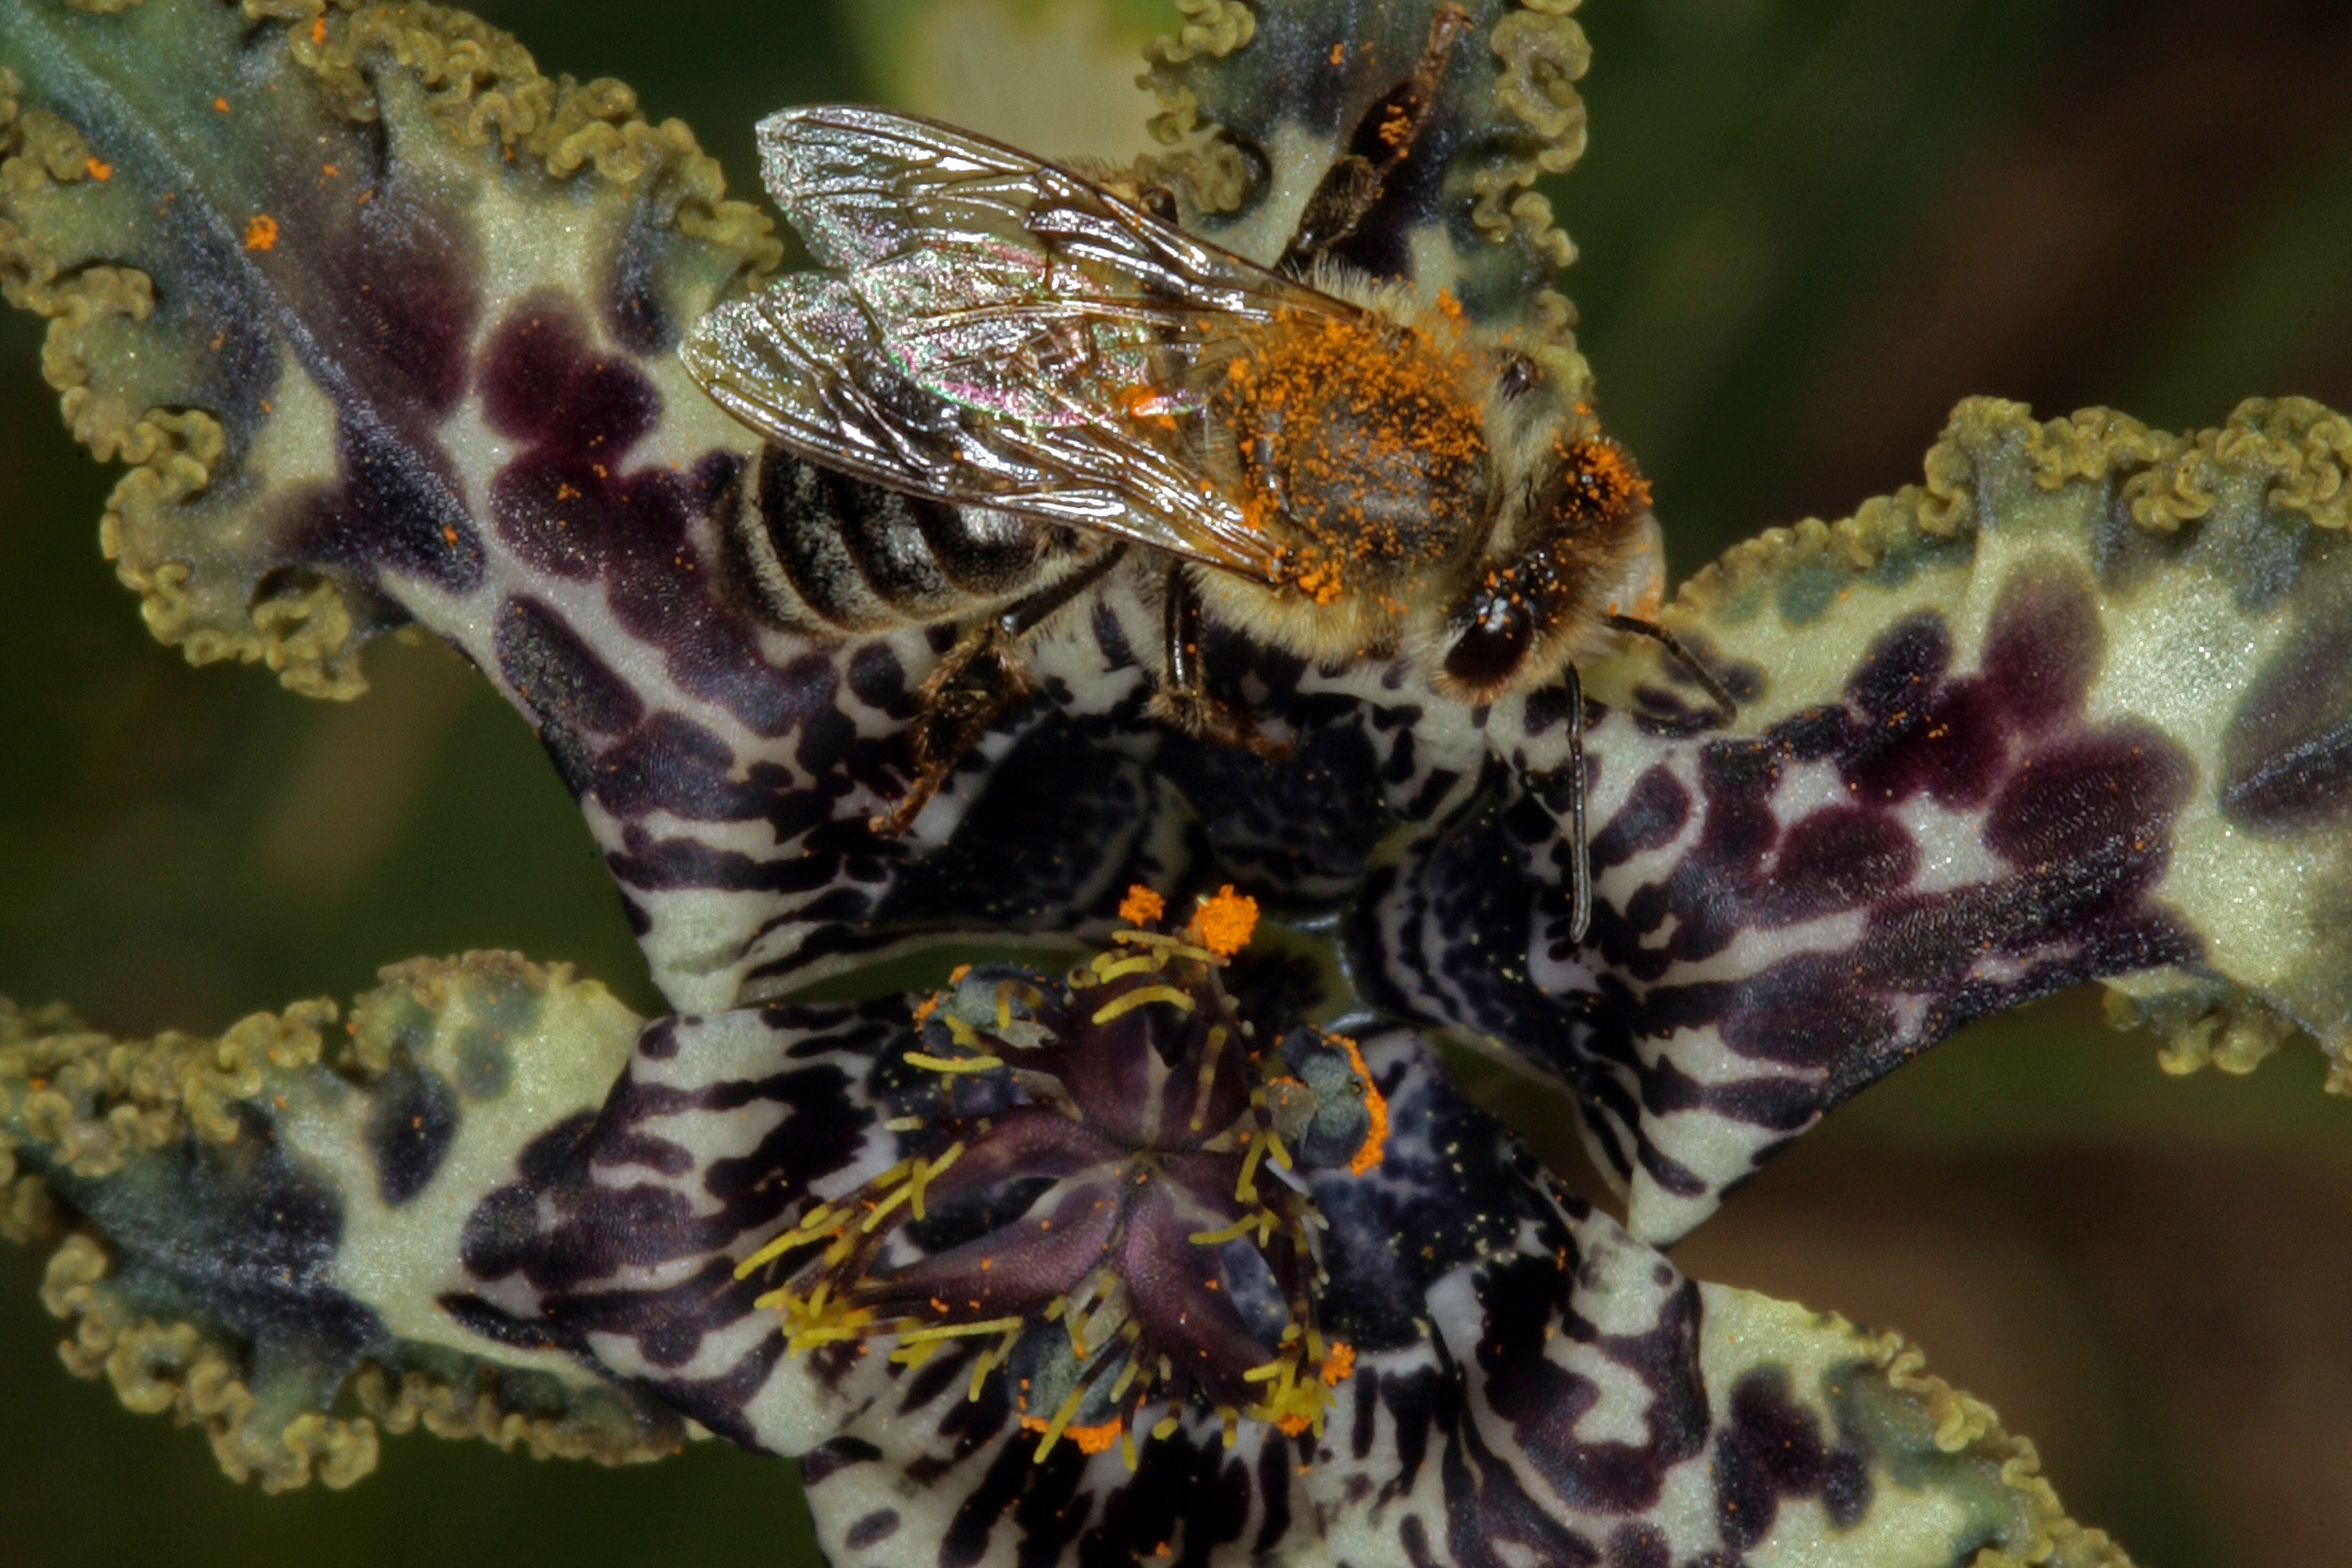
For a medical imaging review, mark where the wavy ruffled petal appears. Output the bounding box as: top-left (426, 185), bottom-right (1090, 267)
top-left (1380, 396), bottom-right (2352, 1241)
top-left (0, 953), bottom-right (677, 1490)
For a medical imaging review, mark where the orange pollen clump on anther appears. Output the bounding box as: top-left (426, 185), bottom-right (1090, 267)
top-left (1321, 1343), bottom-right (1357, 1386)
top-left (1021, 1414), bottom-right (1125, 1455)
top-left (1330, 1034), bottom-right (1389, 1176)
top-left (1191, 886), bottom-right (1259, 957)
top-left (1118, 884), bottom-right (1167, 927)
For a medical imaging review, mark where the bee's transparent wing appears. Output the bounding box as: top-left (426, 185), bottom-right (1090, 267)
top-left (685, 105), bottom-right (1358, 580)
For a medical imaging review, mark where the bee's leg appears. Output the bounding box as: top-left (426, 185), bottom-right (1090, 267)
top-left (874, 543), bottom-right (1130, 835)
top-left (1522, 663), bottom-right (1593, 944)
top-left (1152, 565), bottom-right (1294, 760)
top-left (1276, 3), bottom-right (1473, 272)
top-left (1603, 613), bottom-right (1740, 724)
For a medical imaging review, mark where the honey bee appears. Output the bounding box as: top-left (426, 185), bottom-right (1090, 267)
top-left (684, 10), bottom-right (1730, 939)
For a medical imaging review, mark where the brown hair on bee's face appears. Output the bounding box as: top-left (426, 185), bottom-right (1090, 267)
top-left (1435, 434), bottom-right (1657, 701)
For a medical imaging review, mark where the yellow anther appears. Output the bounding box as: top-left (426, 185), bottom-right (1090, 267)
top-left (1091, 985), bottom-right (1197, 1025)
top-left (1152, 1414), bottom-right (1182, 1440)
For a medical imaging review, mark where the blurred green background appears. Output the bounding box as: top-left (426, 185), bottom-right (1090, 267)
top-left (3, 0), bottom-right (2350, 1563)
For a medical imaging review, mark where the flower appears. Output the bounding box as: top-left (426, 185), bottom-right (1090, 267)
top-left (0, 0), bottom-right (2346, 1563)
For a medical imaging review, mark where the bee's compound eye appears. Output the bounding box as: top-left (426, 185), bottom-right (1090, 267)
top-left (1444, 593), bottom-right (1533, 694)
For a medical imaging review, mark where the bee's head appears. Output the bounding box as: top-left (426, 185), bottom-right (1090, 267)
top-left (1428, 433), bottom-right (1662, 702)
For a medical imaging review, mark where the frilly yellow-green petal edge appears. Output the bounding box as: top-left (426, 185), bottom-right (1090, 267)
top-left (0, 0), bottom-right (778, 699)
top-left (1642, 393), bottom-right (2352, 1101)
top-left (1, 951), bottom-right (678, 1492)
top-left (1696, 1284), bottom-right (2134, 1568)
top-left (1138, 0), bottom-right (1593, 395)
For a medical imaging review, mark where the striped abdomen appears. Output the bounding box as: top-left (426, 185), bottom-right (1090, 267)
top-left (718, 444), bottom-right (1093, 633)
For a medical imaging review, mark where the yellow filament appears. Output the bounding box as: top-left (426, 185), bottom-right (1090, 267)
top-left (1188, 1214), bottom-right (1260, 1247)
top-left (1188, 1025), bottom-right (1228, 1132)
top-left (967, 1325), bottom-right (1024, 1403)
top-left (1152, 1414), bottom-right (1181, 1440)
top-left (1030, 1386), bottom-right (1092, 1461)
top-left (893, 1315), bottom-right (1026, 1347)
top-left (1236, 1135), bottom-right (1269, 1201)
top-left (903, 1141), bottom-right (965, 1220)
top-left (1119, 1432), bottom-right (1139, 1472)
top-left (1091, 985), bottom-right (1197, 1025)
top-left (1113, 931), bottom-right (1222, 966)
top-left (1092, 954), bottom-right (1163, 983)
top-left (736, 1203), bottom-right (845, 1277)
top-left (859, 1178), bottom-right (918, 1233)
top-left (905, 1051), bottom-right (1005, 1075)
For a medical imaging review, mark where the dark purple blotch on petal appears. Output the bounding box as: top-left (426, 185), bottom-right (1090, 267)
top-left (1710, 1368), bottom-right (1872, 1549)
top-left (274, 178), bottom-right (488, 592)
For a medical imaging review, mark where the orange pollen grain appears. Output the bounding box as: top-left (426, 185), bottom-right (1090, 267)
top-left (84, 157), bottom-right (112, 182)
top-left (1277, 1413), bottom-right (1314, 1437)
top-left (310, 15), bottom-right (327, 44)
top-left (1118, 884), bottom-right (1167, 927)
top-left (243, 214), bottom-right (279, 252)
top-left (911, 992), bottom-right (943, 1026)
top-left (1321, 1342), bottom-right (1357, 1386)
top-left (1191, 886), bottom-right (1259, 957)
top-left (212, 96), bottom-right (230, 114)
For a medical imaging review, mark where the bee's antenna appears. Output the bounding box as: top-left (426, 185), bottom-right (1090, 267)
top-left (1603, 613), bottom-right (1738, 725)
top-left (1562, 660), bottom-right (1592, 947)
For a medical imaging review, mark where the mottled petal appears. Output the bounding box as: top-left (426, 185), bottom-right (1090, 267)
top-left (1439, 396), bottom-right (2352, 1241)
top-left (0, 954), bottom-right (675, 1490)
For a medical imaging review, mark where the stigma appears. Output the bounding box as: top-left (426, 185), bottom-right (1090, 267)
top-left (735, 887), bottom-right (1385, 1467)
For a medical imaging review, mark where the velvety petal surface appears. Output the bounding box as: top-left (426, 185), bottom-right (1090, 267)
top-left (0, 952), bottom-right (673, 1489)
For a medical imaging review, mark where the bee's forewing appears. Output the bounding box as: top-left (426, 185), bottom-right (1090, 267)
top-left (686, 105), bottom-right (1374, 581)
